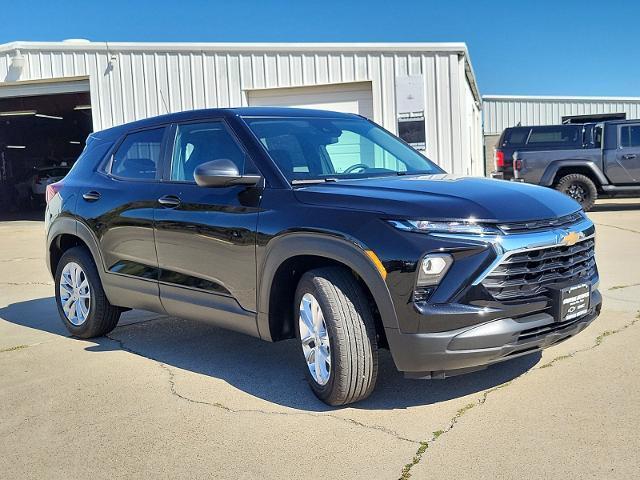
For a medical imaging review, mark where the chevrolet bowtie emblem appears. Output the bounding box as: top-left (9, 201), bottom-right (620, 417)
top-left (560, 231), bottom-right (582, 247)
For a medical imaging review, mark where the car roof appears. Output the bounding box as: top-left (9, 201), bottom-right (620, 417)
top-left (92, 107), bottom-right (360, 140)
top-left (505, 118), bottom-right (640, 131)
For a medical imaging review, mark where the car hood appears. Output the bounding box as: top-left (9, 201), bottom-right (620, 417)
top-left (293, 174), bottom-right (581, 222)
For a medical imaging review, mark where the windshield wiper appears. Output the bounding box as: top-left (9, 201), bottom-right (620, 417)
top-left (291, 178), bottom-right (338, 185)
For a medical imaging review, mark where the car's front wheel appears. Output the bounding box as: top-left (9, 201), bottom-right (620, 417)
top-left (55, 246), bottom-right (121, 338)
top-left (294, 267), bottom-right (378, 406)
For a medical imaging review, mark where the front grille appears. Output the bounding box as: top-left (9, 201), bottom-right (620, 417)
top-left (482, 238), bottom-right (596, 302)
top-left (497, 212), bottom-right (584, 234)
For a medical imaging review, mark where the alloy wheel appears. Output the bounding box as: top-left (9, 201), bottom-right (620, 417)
top-left (299, 293), bottom-right (332, 386)
top-left (59, 262), bottom-right (91, 326)
top-left (567, 183), bottom-right (587, 203)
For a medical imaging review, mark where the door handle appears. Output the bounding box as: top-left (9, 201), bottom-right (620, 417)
top-left (158, 195), bottom-right (181, 208)
top-left (622, 154), bottom-right (637, 160)
top-left (82, 191), bottom-right (101, 202)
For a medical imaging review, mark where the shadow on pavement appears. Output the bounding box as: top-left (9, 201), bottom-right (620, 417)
top-left (591, 200), bottom-right (640, 213)
top-left (0, 209), bottom-right (45, 222)
top-left (0, 296), bottom-right (540, 411)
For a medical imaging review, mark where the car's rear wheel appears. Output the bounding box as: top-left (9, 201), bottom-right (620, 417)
top-left (294, 267), bottom-right (378, 406)
top-left (555, 173), bottom-right (597, 211)
top-left (55, 246), bottom-right (121, 338)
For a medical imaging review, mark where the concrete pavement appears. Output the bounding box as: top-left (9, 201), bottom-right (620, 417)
top-left (0, 198), bottom-right (638, 479)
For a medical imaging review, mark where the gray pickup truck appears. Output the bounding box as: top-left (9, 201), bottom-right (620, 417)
top-left (499, 120), bottom-right (640, 210)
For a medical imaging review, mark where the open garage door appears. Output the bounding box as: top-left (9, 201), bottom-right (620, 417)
top-left (247, 82), bottom-right (374, 119)
top-left (0, 80), bottom-right (92, 218)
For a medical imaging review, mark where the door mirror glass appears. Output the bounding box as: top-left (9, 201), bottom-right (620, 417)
top-left (194, 159), bottom-right (260, 187)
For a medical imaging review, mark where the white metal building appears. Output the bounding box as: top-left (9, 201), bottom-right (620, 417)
top-left (0, 41), bottom-right (484, 181)
top-left (483, 94), bottom-right (640, 135)
top-left (482, 94), bottom-right (640, 174)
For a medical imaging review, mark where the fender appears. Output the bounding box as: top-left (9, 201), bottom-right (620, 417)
top-left (47, 217), bottom-right (163, 312)
top-left (47, 216), bottom-right (107, 277)
top-left (256, 232), bottom-right (399, 341)
top-left (539, 160), bottom-right (609, 187)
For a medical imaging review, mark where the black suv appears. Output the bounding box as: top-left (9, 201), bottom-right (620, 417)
top-left (46, 108), bottom-right (601, 405)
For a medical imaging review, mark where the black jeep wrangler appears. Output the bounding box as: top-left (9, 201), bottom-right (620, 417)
top-left (46, 108), bottom-right (601, 405)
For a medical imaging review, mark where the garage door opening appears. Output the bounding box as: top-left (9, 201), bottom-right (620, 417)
top-left (0, 91), bottom-right (92, 218)
top-left (247, 82), bottom-right (374, 120)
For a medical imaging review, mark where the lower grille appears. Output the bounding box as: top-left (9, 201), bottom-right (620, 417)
top-left (518, 317), bottom-right (581, 341)
top-left (482, 238), bottom-right (596, 302)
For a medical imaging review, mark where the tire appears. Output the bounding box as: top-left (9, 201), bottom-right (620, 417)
top-left (294, 266), bottom-right (378, 406)
top-left (54, 246), bottom-right (121, 338)
top-left (555, 173), bottom-right (598, 211)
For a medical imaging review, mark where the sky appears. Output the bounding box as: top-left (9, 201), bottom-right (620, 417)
top-left (1, 0), bottom-right (639, 97)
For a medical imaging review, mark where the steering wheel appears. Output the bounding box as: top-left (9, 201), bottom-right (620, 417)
top-left (343, 163), bottom-right (370, 174)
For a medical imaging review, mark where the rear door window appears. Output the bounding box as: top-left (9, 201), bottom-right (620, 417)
top-left (110, 127), bottom-right (166, 180)
top-left (619, 124), bottom-right (640, 148)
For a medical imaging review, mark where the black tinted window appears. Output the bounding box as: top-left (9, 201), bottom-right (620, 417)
top-left (620, 125), bottom-right (640, 148)
top-left (527, 126), bottom-right (580, 145)
top-left (504, 128), bottom-right (530, 146)
top-left (170, 121), bottom-right (255, 182)
top-left (594, 126), bottom-right (603, 148)
top-left (111, 128), bottom-right (165, 180)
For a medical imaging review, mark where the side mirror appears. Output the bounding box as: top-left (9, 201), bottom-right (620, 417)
top-left (194, 158), bottom-right (261, 187)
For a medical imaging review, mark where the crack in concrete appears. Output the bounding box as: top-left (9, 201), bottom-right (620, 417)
top-left (0, 344), bottom-right (30, 353)
top-left (537, 314), bottom-right (639, 369)
top-left (0, 257), bottom-right (41, 263)
top-left (104, 333), bottom-right (418, 445)
top-left (594, 222), bottom-right (640, 235)
top-left (398, 312), bottom-right (640, 479)
top-left (601, 292), bottom-right (640, 304)
top-left (609, 282), bottom-right (640, 291)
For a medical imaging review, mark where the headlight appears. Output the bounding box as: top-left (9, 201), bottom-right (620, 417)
top-left (388, 219), bottom-right (501, 236)
top-left (417, 253), bottom-right (453, 286)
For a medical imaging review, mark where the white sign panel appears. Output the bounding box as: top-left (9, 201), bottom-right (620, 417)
top-left (395, 75), bottom-right (425, 114)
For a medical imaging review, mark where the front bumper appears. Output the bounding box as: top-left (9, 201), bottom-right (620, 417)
top-left (386, 289), bottom-right (602, 378)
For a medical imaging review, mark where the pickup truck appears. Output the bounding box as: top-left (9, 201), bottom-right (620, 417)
top-left (497, 120), bottom-right (640, 210)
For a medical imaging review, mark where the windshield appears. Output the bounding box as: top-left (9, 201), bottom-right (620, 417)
top-left (243, 116), bottom-right (443, 183)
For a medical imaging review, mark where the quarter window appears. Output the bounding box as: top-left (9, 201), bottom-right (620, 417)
top-left (111, 128), bottom-right (165, 180)
top-left (170, 121), bottom-right (255, 182)
top-left (527, 126), bottom-right (580, 145)
top-left (620, 125), bottom-right (640, 148)
top-left (504, 128), bottom-right (530, 147)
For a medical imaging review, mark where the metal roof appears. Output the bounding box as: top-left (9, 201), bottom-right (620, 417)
top-left (482, 94), bottom-right (640, 135)
top-left (0, 41), bottom-right (481, 103)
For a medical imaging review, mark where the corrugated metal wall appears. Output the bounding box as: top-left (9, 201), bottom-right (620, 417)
top-left (0, 42), bottom-right (481, 175)
top-left (483, 95), bottom-right (640, 135)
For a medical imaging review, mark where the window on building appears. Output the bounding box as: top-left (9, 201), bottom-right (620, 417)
top-left (111, 128), bottom-right (165, 180)
top-left (620, 125), bottom-right (640, 148)
top-left (397, 117), bottom-right (426, 151)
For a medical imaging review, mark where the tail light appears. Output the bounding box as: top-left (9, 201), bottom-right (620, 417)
top-left (514, 159), bottom-right (523, 171)
top-left (45, 181), bottom-right (63, 204)
top-left (494, 149), bottom-right (505, 170)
